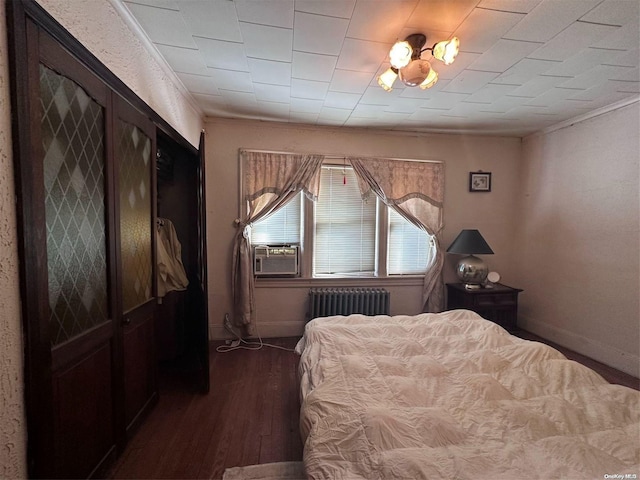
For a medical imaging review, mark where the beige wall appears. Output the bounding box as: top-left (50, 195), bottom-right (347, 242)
top-left (205, 118), bottom-right (522, 338)
top-left (0, 1), bottom-right (27, 476)
top-left (515, 103), bottom-right (640, 377)
top-left (0, 1), bottom-right (203, 474)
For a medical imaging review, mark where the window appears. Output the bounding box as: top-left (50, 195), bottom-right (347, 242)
top-left (314, 167), bottom-right (376, 276)
top-left (250, 194), bottom-right (301, 246)
top-left (249, 162), bottom-right (435, 277)
top-left (388, 208), bottom-right (434, 275)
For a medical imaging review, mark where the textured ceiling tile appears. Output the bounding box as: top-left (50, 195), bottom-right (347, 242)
top-left (485, 94), bottom-right (534, 112)
top-left (290, 111), bottom-right (319, 123)
top-left (125, 2), bottom-right (197, 48)
top-left (559, 64), bottom-right (638, 90)
top-left (295, 0), bottom-right (356, 19)
top-left (176, 72), bottom-right (220, 96)
top-left (509, 75), bottom-right (572, 97)
top-left (543, 47), bottom-right (614, 77)
top-left (253, 84), bottom-right (291, 103)
top-left (293, 12), bottom-right (349, 55)
top-left (291, 78), bottom-right (330, 100)
top-left (524, 87), bottom-right (585, 106)
top-left (477, 0), bottom-right (543, 14)
top-left (324, 91), bottom-right (362, 109)
top-left (492, 58), bottom-right (560, 85)
top-left (124, 0), bottom-right (179, 10)
top-left (193, 37), bottom-right (249, 71)
top-left (235, 0), bottom-right (294, 28)
top-left (290, 97), bottom-right (324, 114)
top-left (329, 70), bottom-right (374, 94)
top-left (468, 39), bottom-right (542, 73)
top-left (248, 58), bottom-right (292, 87)
top-left (443, 70), bottom-right (500, 94)
top-left (464, 83), bottom-right (520, 103)
top-left (503, 0), bottom-right (601, 42)
top-left (337, 38), bottom-right (389, 73)
top-left (568, 81), bottom-right (636, 101)
top-left (607, 49), bottom-right (640, 68)
top-left (255, 101), bottom-right (290, 119)
top-left (207, 69), bottom-right (254, 92)
top-left (155, 44), bottom-right (210, 76)
top-left (528, 22), bottom-right (619, 62)
top-left (593, 23), bottom-right (640, 50)
top-left (434, 52), bottom-right (482, 80)
top-left (191, 92), bottom-right (226, 109)
top-left (422, 91), bottom-right (469, 108)
top-left (351, 104), bottom-right (384, 118)
top-left (384, 97), bottom-right (427, 114)
top-left (241, 23), bottom-right (293, 62)
top-left (454, 8), bottom-right (525, 53)
top-left (579, 0), bottom-right (640, 26)
top-left (178, 0), bottom-right (242, 42)
top-left (407, 0), bottom-right (477, 33)
top-left (292, 52), bottom-right (338, 82)
top-left (317, 107), bottom-right (352, 124)
top-left (220, 90), bottom-right (258, 108)
top-left (347, 0), bottom-right (417, 43)
top-left (358, 87), bottom-right (395, 106)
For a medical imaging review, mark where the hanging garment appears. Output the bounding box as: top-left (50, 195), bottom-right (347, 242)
top-left (157, 218), bottom-right (189, 297)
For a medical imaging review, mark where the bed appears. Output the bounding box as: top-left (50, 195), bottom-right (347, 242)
top-left (296, 310), bottom-right (639, 479)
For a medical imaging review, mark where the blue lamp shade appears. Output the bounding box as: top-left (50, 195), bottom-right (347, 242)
top-left (446, 230), bottom-right (494, 287)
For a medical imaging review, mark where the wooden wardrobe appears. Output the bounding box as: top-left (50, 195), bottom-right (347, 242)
top-left (7, 1), bottom-right (209, 477)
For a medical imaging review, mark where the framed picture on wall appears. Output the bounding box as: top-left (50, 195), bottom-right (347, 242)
top-left (469, 171), bottom-right (491, 192)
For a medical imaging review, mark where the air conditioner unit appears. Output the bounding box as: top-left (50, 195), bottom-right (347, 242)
top-left (253, 245), bottom-right (299, 276)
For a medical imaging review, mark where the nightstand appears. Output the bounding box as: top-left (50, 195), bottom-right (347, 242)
top-left (446, 283), bottom-right (523, 332)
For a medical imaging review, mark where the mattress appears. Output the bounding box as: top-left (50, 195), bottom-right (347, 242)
top-left (296, 310), bottom-right (639, 479)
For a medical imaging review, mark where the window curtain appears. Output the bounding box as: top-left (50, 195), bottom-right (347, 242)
top-left (348, 157), bottom-right (445, 312)
top-left (232, 150), bottom-right (324, 335)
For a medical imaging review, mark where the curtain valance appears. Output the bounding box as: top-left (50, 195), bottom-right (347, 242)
top-left (233, 150), bottom-right (324, 334)
top-left (241, 150), bottom-right (324, 220)
top-left (348, 157), bottom-right (445, 312)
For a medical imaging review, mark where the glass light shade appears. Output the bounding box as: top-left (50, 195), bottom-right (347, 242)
top-left (432, 37), bottom-right (460, 65)
top-left (389, 41), bottom-right (413, 69)
top-left (399, 59), bottom-right (432, 87)
top-left (419, 69), bottom-right (438, 89)
top-left (377, 68), bottom-right (398, 91)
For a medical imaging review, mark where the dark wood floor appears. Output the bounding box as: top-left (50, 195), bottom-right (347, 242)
top-left (108, 332), bottom-right (638, 480)
top-left (108, 337), bottom-right (302, 480)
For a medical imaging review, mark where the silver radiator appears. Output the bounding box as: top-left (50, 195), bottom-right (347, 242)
top-left (308, 288), bottom-right (390, 320)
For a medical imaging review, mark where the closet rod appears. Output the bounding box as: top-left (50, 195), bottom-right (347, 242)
top-left (238, 148), bottom-right (442, 164)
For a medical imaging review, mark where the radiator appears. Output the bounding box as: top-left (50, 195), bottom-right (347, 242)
top-left (308, 288), bottom-right (390, 320)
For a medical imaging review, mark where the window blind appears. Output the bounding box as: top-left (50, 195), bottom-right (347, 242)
top-left (314, 167), bottom-right (376, 276)
top-left (250, 193), bottom-right (301, 245)
top-left (388, 207), bottom-right (434, 275)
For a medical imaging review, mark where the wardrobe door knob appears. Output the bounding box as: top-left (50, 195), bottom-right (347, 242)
top-left (123, 317), bottom-right (131, 325)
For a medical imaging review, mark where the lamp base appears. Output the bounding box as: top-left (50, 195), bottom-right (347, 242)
top-left (455, 255), bottom-right (488, 287)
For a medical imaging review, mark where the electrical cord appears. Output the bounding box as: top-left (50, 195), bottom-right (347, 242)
top-left (215, 314), bottom-right (297, 353)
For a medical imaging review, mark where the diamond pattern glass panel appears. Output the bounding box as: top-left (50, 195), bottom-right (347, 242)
top-left (40, 64), bottom-right (108, 346)
top-left (118, 121), bottom-right (152, 312)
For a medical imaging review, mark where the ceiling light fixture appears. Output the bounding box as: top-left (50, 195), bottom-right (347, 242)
top-left (378, 34), bottom-right (459, 92)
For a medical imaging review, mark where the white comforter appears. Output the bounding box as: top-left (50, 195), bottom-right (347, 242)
top-left (296, 310), bottom-right (639, 480)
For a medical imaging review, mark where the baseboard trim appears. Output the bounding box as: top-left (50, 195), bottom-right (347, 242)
top-left (518, 314), bottom-right (639, 378)
top-left (209, 322), bottom-right (304, 341)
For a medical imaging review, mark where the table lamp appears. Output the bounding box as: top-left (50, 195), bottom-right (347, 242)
top-left (446, 229), bottom-right (494, 289)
